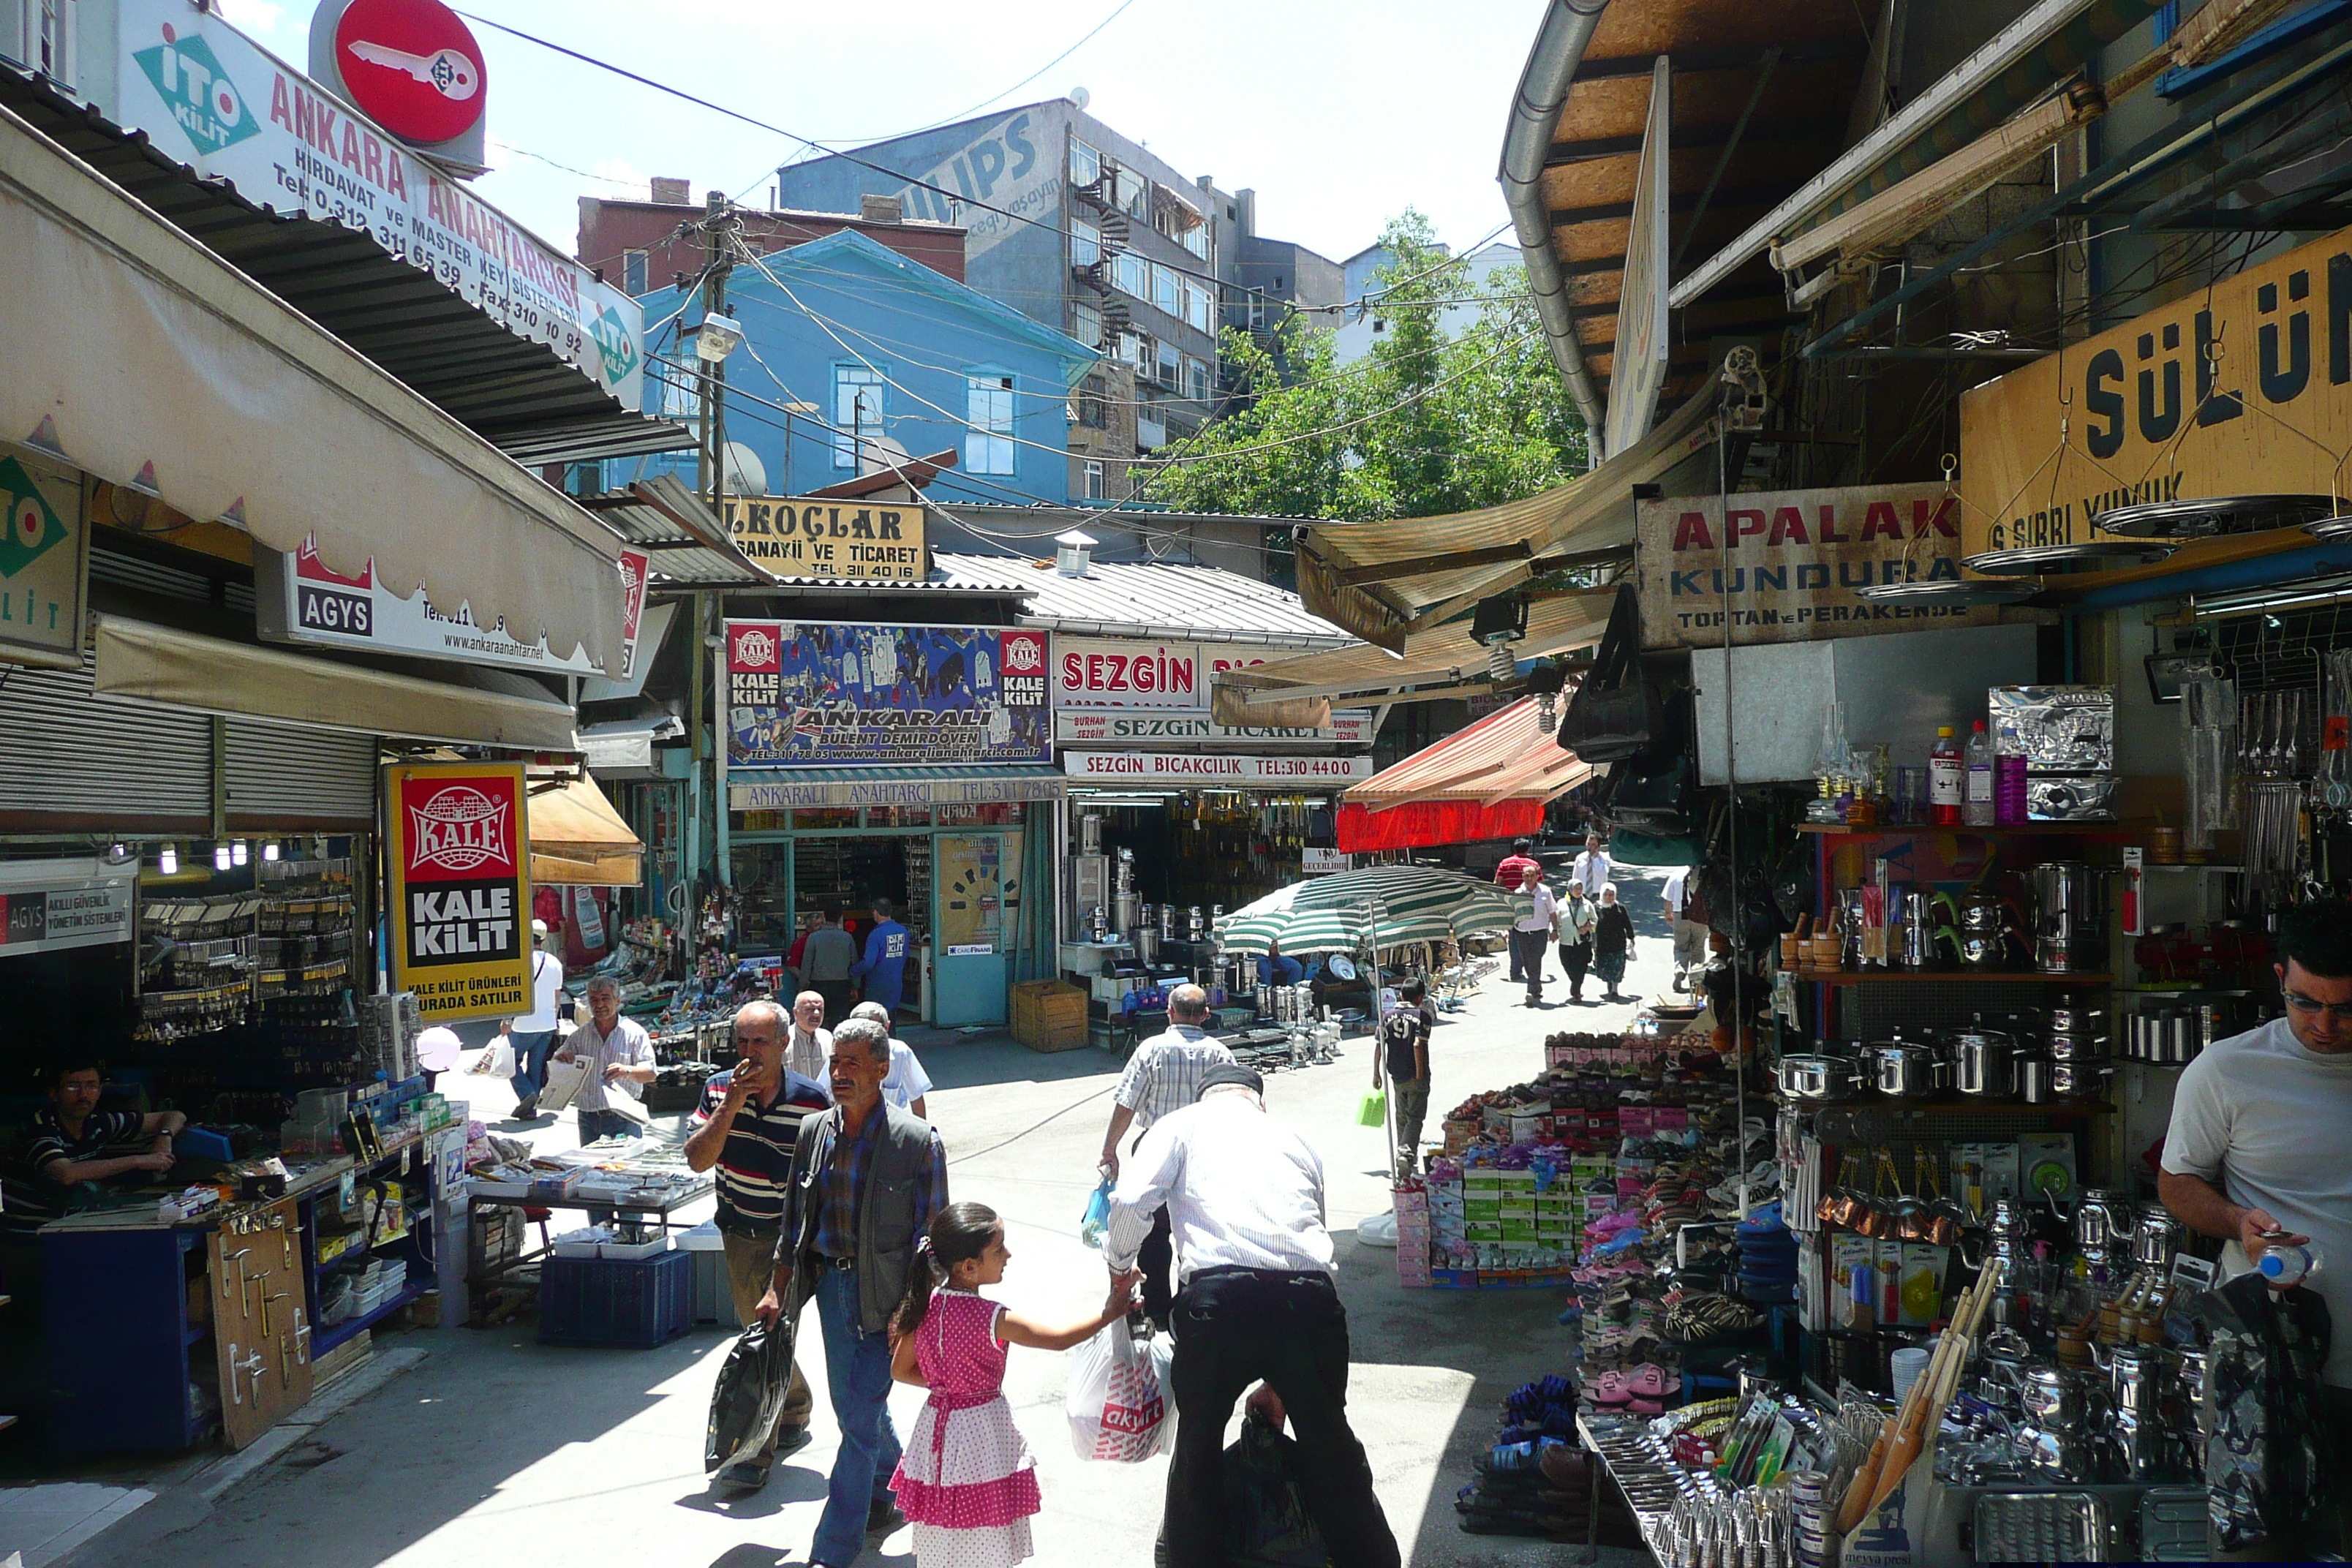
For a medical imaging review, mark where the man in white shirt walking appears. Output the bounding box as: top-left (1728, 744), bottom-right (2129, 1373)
top-left (1105, 1064), bottom-right (1400, 1568)
top-left (555, 975), bottom-right (657, 1144)
top-left (848, 1000), bottom-right (932, 1120)
top-left (1512, 864), bottom-right (1560, 1008)
top-left (500, 920), bottom-right (564, 1119)
top-left (1099, 984), bottom-right (1235, 1329)
top-left (1569, 832), bottom-right (1612, 897)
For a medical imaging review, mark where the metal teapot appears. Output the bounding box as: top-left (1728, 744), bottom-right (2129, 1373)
top-left (1955, 887), bottom-right (2025, 969)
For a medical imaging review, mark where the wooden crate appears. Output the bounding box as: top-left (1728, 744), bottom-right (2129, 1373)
top-left (1011, 979), bottom-right (1088, 1051)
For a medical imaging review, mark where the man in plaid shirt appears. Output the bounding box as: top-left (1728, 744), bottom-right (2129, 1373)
top-left (1098, 984), bottom-right (1234, 1328)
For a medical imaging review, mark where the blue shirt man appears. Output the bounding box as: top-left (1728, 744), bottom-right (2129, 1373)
top-left (1256, 937), bottom-right (1304, 988)
top-left (851, 898), bottom-right (912, 1014)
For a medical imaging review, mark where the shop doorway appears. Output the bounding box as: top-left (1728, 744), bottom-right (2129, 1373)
top-left (933, 832), bottom-right (1009, 1026)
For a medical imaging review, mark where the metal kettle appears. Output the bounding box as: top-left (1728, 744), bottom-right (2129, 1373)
top-left (1898, 888), bottom-right (1959, 970)
top-left (1955, 887), bottom-right (2024, 969)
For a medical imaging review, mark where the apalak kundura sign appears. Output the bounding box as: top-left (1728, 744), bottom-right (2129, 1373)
top-left (1637, 483), bottom-right (1994, 647)
top-left (718, 496), bottom-right (927, 582)
top-left (1960, 223), bottom-right (2352, 555)
top-left (385, 762), bottom-right (532, 1022)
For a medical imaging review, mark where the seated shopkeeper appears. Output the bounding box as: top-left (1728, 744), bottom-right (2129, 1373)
top-left (1256, 937), bottom-right (1305, 987)
top-left (4, 1056), bottom-right (185, 1230)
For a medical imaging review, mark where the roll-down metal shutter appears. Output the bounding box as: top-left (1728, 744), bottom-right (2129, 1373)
top-left (0, 649), bottom-right (213, 815)
top-left (224, 721), bottom-right (377, 823)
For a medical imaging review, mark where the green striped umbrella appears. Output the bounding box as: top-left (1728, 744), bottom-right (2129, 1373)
top-left (1214, 865), bottom-right (1531, 954)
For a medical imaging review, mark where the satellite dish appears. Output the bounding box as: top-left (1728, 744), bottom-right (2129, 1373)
top-left (721, 440), bottom-right (767, 495)
top-left (859, 434), bottom-right (913, 477)
top-left (1068, 85), bottom-right (1090, 110)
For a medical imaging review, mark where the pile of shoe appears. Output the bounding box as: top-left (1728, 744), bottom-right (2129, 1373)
top-left (1453, 1377), bottom-right (1643, 1546)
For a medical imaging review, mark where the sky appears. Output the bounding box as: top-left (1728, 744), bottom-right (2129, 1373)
top-left (212, 0), bottom-right (1536, 268)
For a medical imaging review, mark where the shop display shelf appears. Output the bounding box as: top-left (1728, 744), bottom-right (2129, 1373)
top-left (1794, 968), bottom-right (2113, 985)
top-left (313, 1279), bottom-right (425, 1357)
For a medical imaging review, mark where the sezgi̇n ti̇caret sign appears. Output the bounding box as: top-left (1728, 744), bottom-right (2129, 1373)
top-left (385, 762), bottom-right (532, 1021)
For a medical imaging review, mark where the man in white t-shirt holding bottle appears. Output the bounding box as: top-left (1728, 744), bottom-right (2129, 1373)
top-left (2161, 899), bottom-right (2352, 1436)
top-left (502, 919), bottom-right (565, 1120)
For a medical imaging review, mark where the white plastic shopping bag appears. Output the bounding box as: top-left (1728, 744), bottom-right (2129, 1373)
top-left (1066, 1316), bottom-right (1175, 1462)
top-left (468, 1040), bottom-right (517, 1078)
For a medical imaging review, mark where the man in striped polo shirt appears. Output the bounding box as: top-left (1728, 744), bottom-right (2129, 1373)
top-left (686, 998), bottom-right (832, 1493)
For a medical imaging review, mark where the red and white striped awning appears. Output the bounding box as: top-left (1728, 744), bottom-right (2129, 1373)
top-left (1346, 696), bottom-right (1592, 811)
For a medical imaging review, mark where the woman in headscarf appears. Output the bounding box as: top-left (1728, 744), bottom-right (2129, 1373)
top-left (1591, 883), bottom-right (1637, 1003)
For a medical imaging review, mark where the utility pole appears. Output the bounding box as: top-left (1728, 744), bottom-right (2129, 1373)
top-left (687, 190), bottom-right (741, 901)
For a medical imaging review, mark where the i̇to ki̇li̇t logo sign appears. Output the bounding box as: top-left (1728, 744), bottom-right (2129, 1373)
top-left (385, 762), bottom-right (532, 1022)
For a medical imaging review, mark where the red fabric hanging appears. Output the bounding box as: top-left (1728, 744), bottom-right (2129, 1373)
top-left (1335, 798), bottom-right (1546, 852)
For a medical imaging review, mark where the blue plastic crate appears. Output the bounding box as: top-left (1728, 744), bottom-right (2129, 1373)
top-left (538, 1251), bottom-right (692, 1347)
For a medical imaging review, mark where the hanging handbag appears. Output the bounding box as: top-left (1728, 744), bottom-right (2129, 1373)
top-left (1556, 583), bottom-right (1660, 764)
top-left (1600, 687), bottom-right (1696, 835)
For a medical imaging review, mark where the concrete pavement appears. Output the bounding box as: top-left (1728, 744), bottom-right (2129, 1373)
top-left (67, 866), bottom-right (1694, 1568)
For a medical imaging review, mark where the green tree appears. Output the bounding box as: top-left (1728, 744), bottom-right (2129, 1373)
top-left (1152, 211), bottom-right (1590, 523)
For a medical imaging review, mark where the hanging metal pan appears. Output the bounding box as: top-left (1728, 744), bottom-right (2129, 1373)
top-left (2094, 493), bottom-right (2336, 539)
top-left (1962, 541), bottom-right (2179, 576)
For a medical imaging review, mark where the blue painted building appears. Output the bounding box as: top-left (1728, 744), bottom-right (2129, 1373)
top-left (636, 229), bottom-right (1097, 506)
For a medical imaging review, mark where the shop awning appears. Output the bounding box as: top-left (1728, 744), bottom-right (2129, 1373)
top-left (579, 715), bottom-right (685, 776)
top-left (1292, 397), bottom-right (1715, 649)
top-left (0, 100), bottom-right (631, 674)
top-left (92, 614), bottom-right (577, 750)
top-left (1335, 799), bottom-right (1549, 855)
top-left (529, 774), bottom-right (645, 887)
top-left (728, 766), bottom-right (1067, 812)
top-left (1216, 592), bottom-right (1614, 710)
top-left (1346, 697), bottom-right (1593, 811)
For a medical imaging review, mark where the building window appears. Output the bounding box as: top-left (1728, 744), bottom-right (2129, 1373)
top-left (1071, 138), bottom-right (1101, 186)
top-left (1137, 415), bottom-right (1167, 452)
top-left (1117, 170), bottom-right (1147, 218)
top-left (1183, 279), bottom-right (1212, 333)
top-left (1152, 263), bottom-right (1179, 318)
top-left (1155, 337), bottom-right (1180, 388)
top-left (1113, 251), bottom-right (1150, 300)
top-left (833, 365), bottom-right (887, 468)
top-left (1071, 298), bottom-right (1103, 347)
top-left (662, 360), bottom-right (704, 426)
top-left (1185, 355), bottom-right (1210, 404)
top-left (622, 249), bottom-right (648, 295)
top-left (27, 0), bottom-right (69, 77)
top-left (1077, 374), bottom-right (1109, 429)
top-left (965, 372), bottom-right (1015, 475)
top-left (1184, 224), bottom-right (1211, 263)
top-left (1116, 331), bottom-right (1145, 366)
top-left (1071, 218), bottom-right (1101, 268)
top-left (1085, 459), bottom-right (1105, 500)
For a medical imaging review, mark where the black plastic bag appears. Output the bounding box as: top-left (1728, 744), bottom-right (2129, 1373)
top-left (1556, 584), bottom-right (1659, 765)
top-left (1226, 1409), bottom-right (1332, 1567)
top-left (705, 1312), bottom-right (795, 1473)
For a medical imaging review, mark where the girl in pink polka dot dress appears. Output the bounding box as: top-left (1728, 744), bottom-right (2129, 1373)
top-left (889, 1202), bottom-right (1140, 1568)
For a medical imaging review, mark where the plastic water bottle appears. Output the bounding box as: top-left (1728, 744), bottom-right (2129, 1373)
top-left (1995, 724), bottom-right (2030, 825)
top-left (1964, 720), bottom-right (1996, 826)
top-left (2258, 1242), bottom-right (2322, 1288)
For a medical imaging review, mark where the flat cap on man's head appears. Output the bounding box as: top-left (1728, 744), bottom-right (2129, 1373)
top-left (1196, 1063), bottom-right (1264, 1100)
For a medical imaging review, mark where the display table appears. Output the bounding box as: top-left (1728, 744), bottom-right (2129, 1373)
top-left (38, 1130), bottom-right (450, 1452)
top-left (464, 1150), bottom-right (712, 1311)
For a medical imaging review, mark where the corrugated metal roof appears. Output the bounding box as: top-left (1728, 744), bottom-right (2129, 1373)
top-left (0, 66), bottom-right (690, 467)
top-left (579, 476), bottom-right (774, 588)
top-left (933, 553), bottom-right (1354, 647)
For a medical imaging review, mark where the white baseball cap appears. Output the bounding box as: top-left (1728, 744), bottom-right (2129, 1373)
top-left (531, 919), bottom-right (550, 939)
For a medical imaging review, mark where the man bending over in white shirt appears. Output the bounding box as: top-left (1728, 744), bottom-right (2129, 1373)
top-left (1105, 1063), bottom-right (1400, 1568)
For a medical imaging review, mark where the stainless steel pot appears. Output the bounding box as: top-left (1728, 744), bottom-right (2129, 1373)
top-left (2017, 1054), bottom-right (2055, 1104)
top-left (2050, 1059), bottom-right (2113, 1098)
top-left (2076, 1188), bottom-right (2134, 1252)
top-left (1134, 923), bottom-right (1161, 965)
top-left (2021, 1365), bottom-right (2084, 1431)
top-left (1952, 1028), bottom-right (2019, 1096)
top-left (1777, 1054), bottom-right (1864, 1103)
top-left (2046, 1030), bottom-right (2109, 1063)
top-left (2045, 1003), bottom-right (2108, 1036)
top-left (1872, 1042), bottom-right (1947, 1098)
top-left (2133, 1203), bottom-right (2185, 1269)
